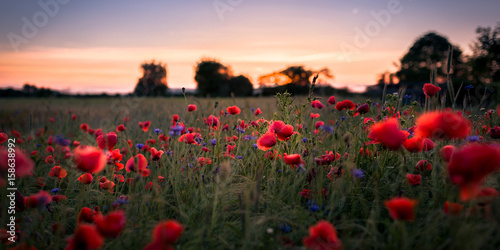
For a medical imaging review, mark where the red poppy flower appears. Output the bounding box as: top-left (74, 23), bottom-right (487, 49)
top-left (276, 124), bottom-right (294, 141)
top-left (439, 145), bottom-right (455, 162)
top-left (254, 108), bottom-right (262, 116)
top-left (52, 195), bottom-right (67, 203)
top-left (356, 103), bottom-right (369, 114)
top-left (96, 132), bottom-right (118, 151)
top-left (0, 132), bottom-right (7, 144)
top-left (227, 106), bottom-right (241, 115)
top-left (125, 154), bottom-right (151, 177)
top-left (406, 174), bottom-right (421, 186)
top-left (73, 146), bottom-right (106, 174)
top-left (152, 220), bottom-right (184, 245)
top-left (24, 191), bottom-right (52, 208)
top-left (45, 155), bottom-right (55, 164)
top-left (80, 123), bottom-right (89, 132)
top-left (422, 138), bottom-right (435, 151)
top-left (95, 210), bottom-right (126, 238)
top-left (77, 207), bottom-right (101, 224)
top-left (178, 133), bottom-right (201, 145)
top-left (447, 143), bottom-right (500, 201)
top-left (384, 197), bottom-right (418, 221)
top-left (116, 124), bottom-right (126, 132)
top-left (99, 178), bottom-right (115, 193)
top-left (327, 96), bottom-right (336, 105)
top-left (283, 153), bottom-right (304, 169)
top-left (198, 157), bottom-right (212, 166)
top-left (0, 148), bottom-right (34, 177)
top-left (139, 121), bottom-right (151, 132)
top-left (269, 120), bottom-right (285, 133)
top-left (78, 173), bottom-right (93, 184)
top-left (342, 100), bottom-right (355, 110)
top-left (149, 147), bottom-right (164, 161)
top-left (490, 126), bottom-right (500, 139)
top-left (268, 121), bottom-right (294, 141)
top-left (205, 115), bottom-right (219, 127)
top-left (311, 100), bottom-right (325, 109)
top-left (310, 113), bottom-right (320, 119)
top-left (48, 166), bottom-right (68, 179)
top-left (415, 160), bottom-right (432, 171)
top-left (315, 151), bottom-right (340, 165)
top-left (403, 136), bottom-right (424, 153)
top-left (415, 111), bottom-right (470, 139)
top-left (443, 201), bottom-right (463, 215)
top-left (368, 118), bottom-right (408, 150)
top-left (303, 220), bottom-right (342, 250)
top-left (315, 121), bottom-right (324, 129)
top-left (422, 83), bottom-right (441, 97)
top-left (187, 104), bottom-right (197, 112)
top-left (65, 224), bottom-right (104, 250)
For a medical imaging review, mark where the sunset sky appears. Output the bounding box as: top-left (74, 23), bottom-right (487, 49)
top-left (1, 0), bottom-right (499, 94)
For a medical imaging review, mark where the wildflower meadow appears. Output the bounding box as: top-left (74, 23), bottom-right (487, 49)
top-left (1, 86), bottom-right (500, 250)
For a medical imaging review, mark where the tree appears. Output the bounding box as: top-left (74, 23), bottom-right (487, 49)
top-left (134, 61), bottom-right (168, 96)
top-left (229, 75), bottom-right (253, 96)
top-left (258, 66), bottom-right (334, 87)
top-left (194, 58), bottom-right (252, 97)
top-left (395, 32), bottom-right (466, 84)
top-left (469, 23), bottom-right (500, 84)
top-left (194, 59), bottom-right (231, 97)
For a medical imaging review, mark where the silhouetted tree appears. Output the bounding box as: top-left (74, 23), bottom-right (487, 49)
top-left (229, 75), bottom-right (253, 96)
top-left (396, 32), bottom-right (466, 84)
top-left (195, 58), bottom-right (253, 97)
top-left (258, 66), bottom-right (334, 87)
top-left (469, 23), bottom-right (500, 84)
top-left (134, 60), bottom-right (168, 96)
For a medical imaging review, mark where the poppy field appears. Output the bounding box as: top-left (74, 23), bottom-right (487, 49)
top-left (1, 89), bottom-right (500, 250)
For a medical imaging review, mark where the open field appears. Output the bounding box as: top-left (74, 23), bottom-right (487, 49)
top-left (1, 94), bottom-right (500, 250)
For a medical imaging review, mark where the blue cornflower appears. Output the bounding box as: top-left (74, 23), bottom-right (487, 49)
top-left (236, 155), bottom-right (243, 159)
top-left (210, 138), bottom-right (217, 146)
top-left (341, 117), bottom-right (346, 121)
top-left (253, 143), bottom-right (258, 148)
top-left (351, 169), bottom-right (365, 179)
top-left (154, 128), bottom-right (162, 134)
top-left (170, 125), bottom-right (184, 136)
top-left (404, 94), bottom-right (412, 99)
top-left (302, 137), bottom-right (309, 143)
top-left (136, 143), bottom-right (144, 149)
top-left (51, 188), bottom-right (60, 193)
top-left (320, 125), bottom-right (334, 133)
top-left (279, 223), bottom-right (291, 233)
top-left (306, 200), bottom-right (319, 212)
top-left (465, 84), bottom-right (474, 90)
top-left (466, 135), bottom-right (481, 142)
top-left (36, 144), bottom-right (41, 147)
